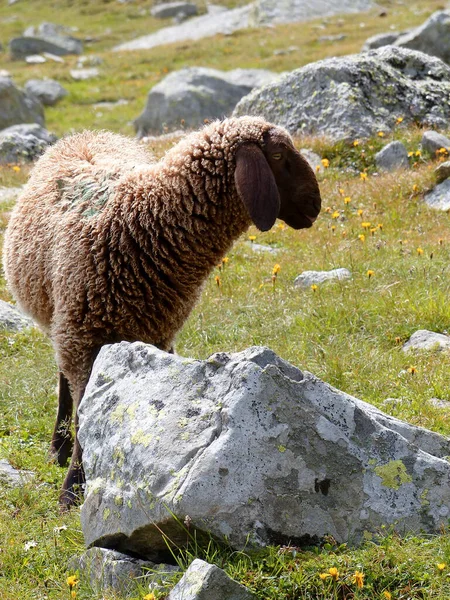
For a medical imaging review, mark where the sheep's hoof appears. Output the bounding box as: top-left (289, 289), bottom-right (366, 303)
top-left (49, 433), bottom-right (73, 467)
top-left (59, 467), bottom-right (85, 512)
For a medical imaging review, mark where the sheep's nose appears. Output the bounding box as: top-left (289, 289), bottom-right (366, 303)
top-left (306, 214), bottom-right (318, 224)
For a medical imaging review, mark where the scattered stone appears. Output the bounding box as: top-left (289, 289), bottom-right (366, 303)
top-left (70, 547), bottom-right (179, 596)
top-left (435, 160), bottom-right (450, 183)
top-left (43, 52), bottom-right (65, 63)
top-left (362, 31), bottom-right (402, 51)
top-left (402, 330), bottom-right (450, 352)
top-left (10, 22), bottom-right (83, 59)
top-left (272, 45), bottom-right (298, 56)
top-left (0, 69), bottom-right (11, 77)
top-left (70, 67), bottom-right (99, 81)
top-left (294, 268), bottom-right (351, 288)
top-left (167, 559), bottom-right (255, 600)
top-left (424, 178), bottom-right (450, 211)
top-left (429, 398), bottom-right (450, 409)
top-left (24, 78), bottom-right (67, 106)
top-left (0, 186), bottom-right (23, 202)
top-left (24, 54), bottom-right (46, 64)
top-left (0, 459), bottom-right (33, 486)
top-left (0, 123), bottom-right (56, 144)
top-left (79, 343), bottom-right (450, 557)
top-left (0, 76), bottom-right (44, 130)
top-left (150, 2), bottom-right (198, 20)
top-left (134, 67), bottom-right (279, 136)
top-left (396, 10), bottom-right (450, 64)
top-left (92, 99), bottom-right (128, 110)
top-left (76, 55), bottom-right (103, 68)
top-left (421, 130), bottom-right (450, 155)
top-left (300, 149), bottom-right (323, 173)
top-left (0, 300), bottom-right (35, 331)
top-left (234, 46), bottom-right (450, 141)
top-left (375, 141), bottom-right (409, 171)
top-left (318, 34), bottom-right (347, 42)
top-left (247, 242), bottom-right (280, 254)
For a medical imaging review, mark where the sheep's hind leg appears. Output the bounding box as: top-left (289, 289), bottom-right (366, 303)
top-left (49, 371), bottom-right (73, 467)
top-left (59, 410), bottom-right (85, 511)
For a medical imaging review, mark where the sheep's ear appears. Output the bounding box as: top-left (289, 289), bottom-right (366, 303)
top-left (235, 143), bottom-right (280, 232)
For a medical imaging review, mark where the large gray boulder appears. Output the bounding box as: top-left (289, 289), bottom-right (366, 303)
top-left (362, 32), bottom-right (402, 51)
top-left (79, 343), bottom-right (450, 559)
top-left (255, 0), bottom-right (373, 25)
top-left (396, 10), bottom-right (450, 64)
top-left (0, 124), bottom-right (56, 164)
top-left (10, 22), bottom-right (83, 59)
top-left (234, 46), bottom-right (450, 140)
top-left (0, 300), bottom-right (35, 331)
top-left (134, 67), bottom-right (279, 137)
top-left (425, 179), bottom-right (450, 211)
top-left (24, 78), bottom-right (67, 106)
top-left (0, 77), bottom-right (44, 130)
top-left (421, 130), bottom-right (450, 155)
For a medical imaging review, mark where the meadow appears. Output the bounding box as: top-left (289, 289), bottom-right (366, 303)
top-left (1, 0), bottom-right (450, 598)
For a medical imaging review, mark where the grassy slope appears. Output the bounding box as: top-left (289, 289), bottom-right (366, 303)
top-left (1, 0), bottom-right (450, 598)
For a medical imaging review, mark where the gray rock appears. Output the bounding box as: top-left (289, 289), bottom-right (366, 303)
top-left (0, 459), bottom-right (33, 486)
top-left (10, 22), bottom-right (83, 59)
top-left (254, 0), bottom-right (373, 25)
top-left (25, 54), bottom-right (46, 64)
top-left (0, 124), bottom-right (56, 164)
top-left (435, 160), bottom-right (450, 183)
top-left (234, 46), bottom-right (450, 141)
top-left (113, 4), bottom-right (254, 52)
top-left (79, 343), bottom-right (450, 558)
top-left (70, 67), bottom-right (99, 81)
top-left (362, 32), bottom-right (402, 51)
top-left (150, 2), bottom-right (198, 19)
top-left (375, 141), bottom-right (409, 171)
top-left (421, 130), bottom-right (450, 155)
top-left (424, 178), bottom-right (450, 211)
top-left (70, 547), bottom-right (178, 595)
top-left (403, 330), bottom-right (450, 352)
top-left (300, 149), bottom-right (323, 173)
top-left (0, 76), bottom-right (44, 130)
top-left (24, 79), bottom-right (67, 106)
top-left (294, 268), bottom-right (351, 288)
top-left (396, 10), bottom-right (450, 64)
top-left (0, 300), bottom-right (35, 331)
top-left (167, 559), bottom-right (255, 600)
top-left (247, 242), bottom-right (280, 254)
top-left (429, 398), bottom-right (450, 409)
top-left (0, 186), bottom-right (23, 202)
top-left (134, 67), bottom-right (279, 136)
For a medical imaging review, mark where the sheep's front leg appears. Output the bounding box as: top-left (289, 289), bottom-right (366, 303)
top-left (59, 407), bottom-right (85, 511)
top-left (49, 371), bottom-right (73, 466)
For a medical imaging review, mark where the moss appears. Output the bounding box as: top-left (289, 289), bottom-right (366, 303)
top-left (103, 508), bottom-right (111, 521)
top-left (374, 460), bottom-right (412, 490)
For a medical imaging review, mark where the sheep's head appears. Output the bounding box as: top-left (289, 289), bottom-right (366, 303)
top-left (234, 127), bottom-right (321, 231)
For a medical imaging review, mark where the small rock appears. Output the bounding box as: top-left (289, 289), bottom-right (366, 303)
top-left (294, 268), bottom-right (352, 288)
top-left (247, 242), bottom-right (280, 254)
top-left (42, 52), bottom-right (65, 63)
top-left (318, 34), bottom-right (347, 42)
top-left (421, 130), bottom-right (450, 155)
top-left (70, 547), bottom-right (179, 595)
top-left (25, 54), bottom-right (46, 64)
top-left (92, 98), bottom-right (128, 109)
top-left (429, 398), bottom-right (450, 409)
top-left (70, 67), bottom-right (99, 81)
top-left (167, 559), bottom-right (255, 600)
top-left (402, 330), bottom-right (450, 352)
top-left (24, 78), bottom-right (67, 106)
top-left (375, 141), bottom-right (409, 171)
top-left (0, 186), bottom-right (23, 202)
top-left (424, 178), bottom-right (450, 210)
top-left (150, 2), bottom-right (198, 20)
top-left (434, 160), bottom-right (450, 183)
top-left (362, 31), bottom-right (402, 51)
top-left (0, 300), bottom-right (35, 331)
top-left (0, 459), bottom-right (33, 486)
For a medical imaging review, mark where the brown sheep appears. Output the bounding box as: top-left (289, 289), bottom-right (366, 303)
top-left (3, 116), bottom-right (321, 509)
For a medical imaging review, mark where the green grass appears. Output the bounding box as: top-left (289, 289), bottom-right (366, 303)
top-left (1, 0), bottom-right (450, 598)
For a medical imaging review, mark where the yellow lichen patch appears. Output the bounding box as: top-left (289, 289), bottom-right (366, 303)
top-left (374, 460), bottom-right (412, 489)
top-left (110, 404), bottom-right (126, 424)
top-left (131, 429), bottom-right (153, 448)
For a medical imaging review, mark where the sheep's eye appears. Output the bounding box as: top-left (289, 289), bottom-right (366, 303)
top-left (272, 153), bottom-right (282, 160)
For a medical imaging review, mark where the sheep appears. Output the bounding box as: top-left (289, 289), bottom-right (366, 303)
top-left (3, 116), bottom-right (321, 509)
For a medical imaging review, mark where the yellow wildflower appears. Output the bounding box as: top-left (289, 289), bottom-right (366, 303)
top-left (417, 247), bottom-right (424, 255)
top-left (361, 221), bottom-right (371, 229)
top-left (357, 209), bottom-right (363, 217)
top-left (358, 234), bottom-right (365, 242)
top-left (272, 264), bottom-right (281, 276)
top-left (222, 256), bottom-right (229, 264)
top-left (352, 571), bottom-right (364, 589)
top-left (437, 147), bottom-right (448, 155)
top-left (353, 140), bottom-right (359, 147)
top-left (215, 275), bottom-right (221, 287)
top-left (412, 184), bottom-right (419, 192)
top-left (144, 594), bottom-right (156, 600)
top-left (71, 592), bottom-right (77, 599)
top-left (377, 131), bottom-right (385, 137)
top-left (367, 270), bottom-right (375, 278)
top-left (248, 235), bottom-right (256, 242)
top-left (396, 116), bottom-right (404, 124)
top-left (342, 230), bottom-right (347, 237)
top-left (360, 172), bottom-right (368, 181)
top-left (415, 150), bottom-right (421, 157)
top-left (328, 567), bottom-right (339, 581)
top-left (319, 572), bottom-right (329, 580)
top-left (344, 196), bottom-right (351, 204)
top-left (331, 225), bottom-right (336, 232)
top-left (408, 366), bottom-right (417, 374)
top-left (321, 158), bottom-right (330, 168)
top-left (408, 151), bottom-right (414, 157)
top-left (316, 165), bottom-right (321, 173)
top-left (338, 187), bottom-right (345, 195)
top-left (311, 284), bottom-right (318, 292)
top-left (67, 576), bottom-right (78, 589)
top-left (332, 211), bottom-right (340, 219)
top-left (12, 165), bottom-right (21, 172)
top-left (370, 228), bottom-right (377, 236)
top-left (437, 563), bottom-right (446, 572)
top-left (383, 592), bottom-right (392, 600)
top-left (378, 223), bottom-right (383, 230)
